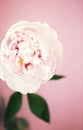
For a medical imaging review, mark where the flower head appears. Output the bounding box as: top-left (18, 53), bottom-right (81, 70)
top-left (0, 21), bottom-right (63, 94)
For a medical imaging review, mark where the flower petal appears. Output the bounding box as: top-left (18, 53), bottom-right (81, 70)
top-left (5, 69), bottom-right (41, 94)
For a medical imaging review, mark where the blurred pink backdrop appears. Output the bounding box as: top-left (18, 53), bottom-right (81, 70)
top-left (0, 0), bottom-right (83, 130)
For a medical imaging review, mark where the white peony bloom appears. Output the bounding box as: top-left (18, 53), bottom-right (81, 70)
top-left (0, 21), bottom-right (63, 94)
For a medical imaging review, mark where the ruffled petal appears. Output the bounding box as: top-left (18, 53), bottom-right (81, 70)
top-left (5, 69), bottom-right (41, 94)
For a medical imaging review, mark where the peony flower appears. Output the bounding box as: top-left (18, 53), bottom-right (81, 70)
top-left (0, 21), bottom-right (63, 94)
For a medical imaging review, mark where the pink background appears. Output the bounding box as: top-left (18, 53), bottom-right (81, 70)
top-left (0, 0), bottom-right (83, 130)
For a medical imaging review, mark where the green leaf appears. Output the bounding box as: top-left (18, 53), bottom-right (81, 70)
top-left (5, 117), bottom-right (30, 130)
top-left (27, 93), bottom-right (50, 123)
top-left (50, 74), bottom-right (65, 80)
top-left (4, 92), bottom-right (22, 124)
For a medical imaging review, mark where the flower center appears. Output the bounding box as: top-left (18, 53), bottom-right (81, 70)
top-left (3, 30), bottom-right (49, 76)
